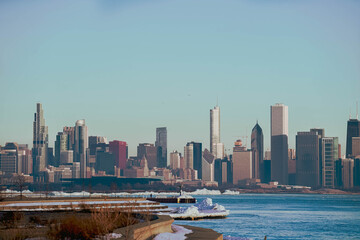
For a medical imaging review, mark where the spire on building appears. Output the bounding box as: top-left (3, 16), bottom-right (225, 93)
top-left (357, 101), bottom-right (358, 120)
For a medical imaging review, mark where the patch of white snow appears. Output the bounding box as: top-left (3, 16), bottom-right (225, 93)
top-left (154, 224), bottom-right (192, 240)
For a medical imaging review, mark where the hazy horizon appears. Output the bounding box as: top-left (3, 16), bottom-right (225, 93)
top-left (1, 0), bottom-right (359, 156)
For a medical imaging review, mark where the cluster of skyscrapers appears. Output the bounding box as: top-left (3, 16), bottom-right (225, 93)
top-left (0, 102), bottom-right (359, 190)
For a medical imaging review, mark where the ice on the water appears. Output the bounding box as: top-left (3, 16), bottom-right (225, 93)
top-left (166, 198), bottom-right (230, 219)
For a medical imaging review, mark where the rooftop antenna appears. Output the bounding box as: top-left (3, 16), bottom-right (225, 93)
top-left (350, 107), bottom-right (352, 119)
top-left (216, 96), bottom-right (218, 107)
top-left (357, 101), bottom-right (359, 119)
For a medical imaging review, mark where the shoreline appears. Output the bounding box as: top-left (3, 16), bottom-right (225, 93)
top-left (235, 188), bottom-right (360, 195)
top-left (2, 187), bottom-right (360, 202)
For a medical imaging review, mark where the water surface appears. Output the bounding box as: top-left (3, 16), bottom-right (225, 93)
top-left (167, 194), bottom-right (360, 239)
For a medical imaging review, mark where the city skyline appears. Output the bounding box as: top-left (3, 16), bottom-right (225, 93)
top-left (0, 0), bottom-right (359, 156)
top-left (0, 101), bottom-right (359, 157)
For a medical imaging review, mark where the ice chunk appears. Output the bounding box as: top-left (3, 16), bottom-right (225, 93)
top-left (194, 198), bottom-right (213, 210)
top-left (222, 190), bottom-right (240, 195)
top-left (165, 198), bottom-right (230, 219)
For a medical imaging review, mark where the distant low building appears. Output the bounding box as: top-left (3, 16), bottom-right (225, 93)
top-left (178, 168), bottom-right (198, 181)
top-left (124, 156), bottom-right (149, 178)
top-left (60, 150), bottom-right (73, 164)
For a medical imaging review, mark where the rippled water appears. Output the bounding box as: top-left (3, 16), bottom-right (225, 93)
top-left (166, 194), bottom-right (360, 239)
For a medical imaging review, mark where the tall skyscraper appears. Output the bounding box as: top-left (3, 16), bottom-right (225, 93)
top-left (210, 106), bottom-right (224, 159)
top-left (271, 103), bottom-right (288, 184)
top-left (184, 142), bottom-right (202, 178)
top-left (321, 137), bottom-right (338, 188)
top-left (55, 132), bottom-right (68, 166)
top-left (296, 130), bottom-right (322, 188)
top-left (74, 120), bottom-right (88, 178)
top-left (193, 142), bottom-right (202, 179)
top-left (210, 106), bottom-right (220, 153)
top-left (109, 140), bottom-right (127, 173)
top-left (251, 122), bottom-right (264, 181)
top-left (346, 119), bottom-right (360, 157)
top-left (32, 103), bottom-right (48, 178)
top-left (155, 127), bottom-right (167, 167)
top-left (184, 144), bottom-right (193, 169)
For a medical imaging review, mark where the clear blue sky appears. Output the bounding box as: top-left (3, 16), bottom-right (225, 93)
top-left (0, 0), bottom-right (359, 156)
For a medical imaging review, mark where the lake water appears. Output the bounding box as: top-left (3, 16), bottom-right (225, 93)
top-left (166, 194), bottom-right (360, 239)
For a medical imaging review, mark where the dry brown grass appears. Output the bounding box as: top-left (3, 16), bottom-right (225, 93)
top-left (0, 212), bottom-right (24, 229)
top-left (48, 207), bottom-right (139, 240)
top-left (0, 228), bottom-right (34, 240)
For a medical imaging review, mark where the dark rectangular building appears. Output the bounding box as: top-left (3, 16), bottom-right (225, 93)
top-left (155, 127), bottom-right (167, 168)
top-left (346, 119), bottom-right (360, 157)
top-left (251, 123), bottom-right (264, 181)
top-left (296, 130), bottom-right (322, 188)
top-left (137, 143), bottom-right (157, 169)
top-left (271, 135), bottom-right (288, 184)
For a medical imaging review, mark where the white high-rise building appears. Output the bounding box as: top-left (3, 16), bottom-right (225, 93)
top-left (271, 103), bottom-right (289, 184)
top-left (271, 104), bottom-right (288, 137)
top-left (210, 106), bottom-right (224, 159)
top-left (184, 144), bottom-right (194, 169)
top-left (170, 151), bottom-right (181, 169)
top-left (75, 119), bottom-right (88, 178)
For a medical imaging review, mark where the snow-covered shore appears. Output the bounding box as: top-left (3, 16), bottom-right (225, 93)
top-left (1, 188), bottom-right (240, 198)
